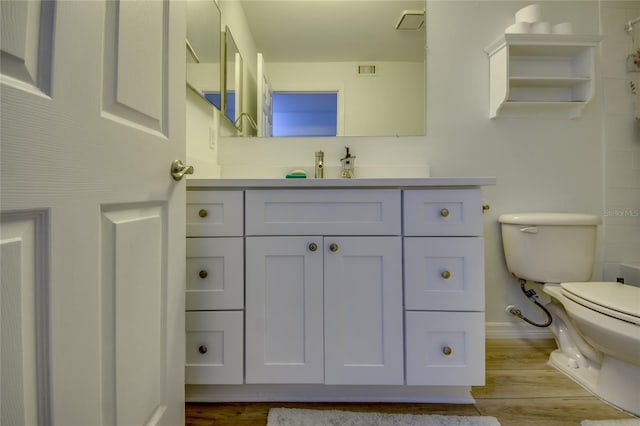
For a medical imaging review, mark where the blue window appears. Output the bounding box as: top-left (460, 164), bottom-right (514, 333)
top-left (272, 92), bottom-right (337, 137)
top-left (203, 92), bottom-right (221, 110)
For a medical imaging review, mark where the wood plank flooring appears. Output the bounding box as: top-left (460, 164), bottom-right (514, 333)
top-left (185, 339), bottom-right (638, 426)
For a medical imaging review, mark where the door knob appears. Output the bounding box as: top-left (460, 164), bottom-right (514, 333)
top-left (171, 160), bottom-right (194, 181)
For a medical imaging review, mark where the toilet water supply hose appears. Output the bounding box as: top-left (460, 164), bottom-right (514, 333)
top-left (507, 279), bottom-right (553, 327)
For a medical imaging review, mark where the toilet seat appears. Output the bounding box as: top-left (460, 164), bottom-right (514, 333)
top-left (560, 282), bottom-right (640, 326)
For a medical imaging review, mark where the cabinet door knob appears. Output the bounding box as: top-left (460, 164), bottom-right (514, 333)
top-left (441, 270), bottom-right (451, 280)
top-left (308, 242), bottom-right (318, 252)
top-left (329, 243), bottom-right (339, 252)
top-left (199, 270), bottom-right (208, 279)
top-left (198, 209), bottom-right (208, 218)
top-left (440, 208), bottom-right (450, 218)
top-left (442, 346), bottom-right (453, 356)
top-left (198, 345), bottom-right (208, 354)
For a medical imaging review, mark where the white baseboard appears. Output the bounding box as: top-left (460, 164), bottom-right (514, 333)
top-left (485, 321), bottom-right (554, 339)
top-left (186, 384), bottom-right (476, 404)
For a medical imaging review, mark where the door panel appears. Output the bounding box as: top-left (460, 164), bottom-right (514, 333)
top-left (101, 205), bottom-right (166, 425)
top-left (0, 211), bottom-right (50, 426)
top-left (0, 0), bottom-right (54, 93)
top-left (103, 0), bottom-right (165, 131)
top-left (0, 1), bottom-right (186, 425)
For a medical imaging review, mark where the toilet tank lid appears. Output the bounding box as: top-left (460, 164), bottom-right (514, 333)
top-left (498, 213), bottom-right (601, 225)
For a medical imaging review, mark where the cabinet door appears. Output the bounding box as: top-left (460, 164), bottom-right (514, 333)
top-left (185, 311), bottom-right (243, 385)
top-left (405, 311), bottom-right (485, 386)
top-left (324, 237), bottom-right (404, 385)
top-left (245, 236), bottom-right (324, 383)
top-left (186, 237), bottom-right (244, 310)
top-left (404, 237), bottom-right (484, 311)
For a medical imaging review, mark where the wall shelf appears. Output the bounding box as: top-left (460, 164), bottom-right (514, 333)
top-left (484, 34), bottom-right (601, 119)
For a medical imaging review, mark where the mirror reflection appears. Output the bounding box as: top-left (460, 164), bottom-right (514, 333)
top-left (224, 27), bottom-right (243, 126)
top-left (242, 0), bottom-right (426, 137)
top-left (186, 0), bottom-right (222, 110)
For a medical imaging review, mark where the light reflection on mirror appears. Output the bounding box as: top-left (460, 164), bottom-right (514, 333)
top-left (243, 0), bottom-right (425, 138)
top-left (224, 27), bottom-right (243, 126)
top-left (186, 0), bottom-right (222, 110)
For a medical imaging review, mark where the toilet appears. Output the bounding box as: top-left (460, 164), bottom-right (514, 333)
top-left (499, 213), bottom-right (640, 416)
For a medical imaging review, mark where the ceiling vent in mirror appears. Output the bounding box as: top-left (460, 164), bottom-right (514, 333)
top-left (395, 10), bottom-right (425, 31)
top-left (357, 64), bottom-right (376, 76)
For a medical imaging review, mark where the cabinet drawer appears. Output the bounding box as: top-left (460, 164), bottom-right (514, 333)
top-left (405, 311), bottom-right (485, 386)
top-left (404, 237), bottom-right (484, 311)
top-left (186, 238), bottom-right (243, 310)
top-left (246, 189), bottom-right (401, 235)
top-left (403, 190), bottom-right (482, 236)
top-left (187, 191), bottom-right (243, 237)
top-left (186, 311), bottom-right (243, 384)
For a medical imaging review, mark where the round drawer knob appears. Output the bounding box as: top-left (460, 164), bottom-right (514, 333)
top-left (308, 242), bottom-right (318, 252)
top-left (199, 270), bottom-right (208, 279)
top-left (442, 346), bottom-right (453, 356)
top-left (441, 270), bottom-right (451, 280)
top-left (329, 243), bottom-right (339, 252)
top-left (440, 208), bottom-right (450, 218)
top-left (198, 209), bottom-right (208, 218)
top-left (198, 345), bottom-right (208, 354)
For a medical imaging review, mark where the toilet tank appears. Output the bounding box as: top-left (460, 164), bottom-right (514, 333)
top-left (499, 213), bottom-right (601, 283)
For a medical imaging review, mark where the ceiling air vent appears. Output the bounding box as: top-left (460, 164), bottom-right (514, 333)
top-left (395, 10), bottom-right (425, 31)
top-left (357, 64), bottom-right (376, 76)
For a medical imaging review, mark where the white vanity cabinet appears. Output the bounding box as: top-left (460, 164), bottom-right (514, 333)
top-left (245, 190), bottom-right (404, 385)
top-left (185, 191), bottom-right (244, 384)
top-left (185, 178), bottom-right (494, 402)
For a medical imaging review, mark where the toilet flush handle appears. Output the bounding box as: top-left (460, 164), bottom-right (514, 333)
top-left (519, 226), bottom-right (538, 234)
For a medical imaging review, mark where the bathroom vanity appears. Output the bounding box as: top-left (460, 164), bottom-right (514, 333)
top-left (185, 177), bottom-right (495, 403)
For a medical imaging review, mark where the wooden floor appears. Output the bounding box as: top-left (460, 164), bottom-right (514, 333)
top-left (185, 339), bottom-right (638, 426)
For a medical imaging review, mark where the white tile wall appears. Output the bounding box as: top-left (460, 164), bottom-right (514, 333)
top-left (601, 2), bottom-right (640, 271)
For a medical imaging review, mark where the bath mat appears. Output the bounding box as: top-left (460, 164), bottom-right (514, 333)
top-left (267, 408), bottom-right (501, 426)
top-left (581, 420), bottom-right (640, 426)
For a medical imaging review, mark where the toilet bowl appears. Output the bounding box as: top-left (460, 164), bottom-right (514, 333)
top-left (499, 213), bottom-right (640, 416)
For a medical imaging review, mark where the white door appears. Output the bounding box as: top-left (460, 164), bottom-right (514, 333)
top-left (245, 236), bottom-right (324, 384)
top-left (324, 237), bottom-right (404, 385)
top-left (1, 1), bottom-right (186, 425)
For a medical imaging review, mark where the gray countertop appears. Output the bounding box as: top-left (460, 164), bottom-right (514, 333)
top-left (186, 177), bottom-right (496, 189)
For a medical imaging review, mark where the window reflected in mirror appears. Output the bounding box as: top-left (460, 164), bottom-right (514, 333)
top-left (272, 92), bottom-right (338, 137)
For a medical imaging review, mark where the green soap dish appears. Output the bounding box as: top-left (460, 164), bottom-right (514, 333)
top-left (285, 169), bottom-right (307, 179)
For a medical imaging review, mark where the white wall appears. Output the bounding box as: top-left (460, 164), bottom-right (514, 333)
top-left (600, 1), bottom-right (640, 281)
top-left (187, 1), bottom-right (640, 336)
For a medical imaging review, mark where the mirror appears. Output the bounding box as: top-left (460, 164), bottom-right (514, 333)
top-left (241, 0), bottom-right (426, 137)
top-left (186, 0), bottom-right (222, 110)
top-left (224, 27), bottom-right (243, 126)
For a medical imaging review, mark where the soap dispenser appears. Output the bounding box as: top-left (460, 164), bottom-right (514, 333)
top-left (340, 146), bottom-right (355, 178)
